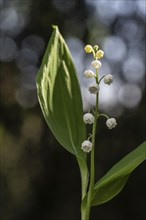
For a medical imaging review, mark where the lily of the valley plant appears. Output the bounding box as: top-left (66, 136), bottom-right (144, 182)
top-left (36, 26), bottom-right (146, 220)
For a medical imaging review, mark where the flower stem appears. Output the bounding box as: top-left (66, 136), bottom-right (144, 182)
top-left (98, 75), bottom-right (105, 84)
top-left (85, 69), bottom-right (99, 220)
top-left (97, 113), bottom-right (109, 119)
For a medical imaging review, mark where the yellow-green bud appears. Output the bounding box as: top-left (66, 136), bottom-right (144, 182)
top-left (96, 50), bottom-right (104, 59)
top-left (93, 45), bottom-right (99, 52)
top-left (84, 45), bottom-right (93, 53)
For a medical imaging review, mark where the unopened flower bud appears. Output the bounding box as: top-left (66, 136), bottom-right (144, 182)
top-left (88, 83), bottom-right (100, 94)
top-left (91, 60), bottom-right (102, 69)
top-left (93, 45), bottom-right (99, 52)
top-left (84, 70), bottom-right (96, 78)
top-left (104, 74), bottom-right (113, 85)
top-left (84, 45), bottom-right (93, 53)
top-left (96, 50), bottom-right (104, 59)
top-left (81, 140), bottom-right (92, 153)
top-left (83, 113), bottom-right (94, 124)
top-left (106, 118), bottom-right (117, 129)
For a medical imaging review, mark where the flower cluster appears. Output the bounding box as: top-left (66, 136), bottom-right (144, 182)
top-left (81, 44), bottom-right (117, 153)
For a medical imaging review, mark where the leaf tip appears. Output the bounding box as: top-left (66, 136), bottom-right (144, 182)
top-left (52, 25), bottom-right (58, 30)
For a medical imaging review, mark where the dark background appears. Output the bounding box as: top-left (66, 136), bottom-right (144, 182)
top-left (0, 0), bottom-right (146, 220)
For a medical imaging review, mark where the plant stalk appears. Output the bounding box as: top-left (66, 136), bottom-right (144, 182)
top-left (84, 69), bottom-right (99, 220)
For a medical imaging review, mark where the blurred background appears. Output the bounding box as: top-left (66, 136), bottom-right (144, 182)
top-left (0, 0), bottom-right (146, 220)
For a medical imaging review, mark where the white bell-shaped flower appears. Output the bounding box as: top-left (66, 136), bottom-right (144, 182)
top-left (104, 74), bottom-right (113, 85)
top-left (91, 60), bottom-right (102, 69)
top-left (88, 83), bottom-right (100, 94)
top-left (84, 70), bottom-right (96, 78)
top-left (106, 118), bottom-right (117, 129)
top-left (81, 140), bottom-right (92, 153)
top-left (83, 113), bottom-right (94, 124)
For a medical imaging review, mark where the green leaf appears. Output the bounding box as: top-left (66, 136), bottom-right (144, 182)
top-left (36, 26), bottom-right (86, 160)
top-left (91, 141), bottom-right (146, 206)
top-left (82, 141), bottom-right (146, 207)
top-left (36, 26), bottom-right (88, 197)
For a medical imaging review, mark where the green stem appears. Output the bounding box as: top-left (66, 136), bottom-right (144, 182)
top-left (98, 75), bottom-right (105, 84)
top-left (85, 69), bottom-right (99, 220)
top-left (97, 113), bottom-right (109, 119)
